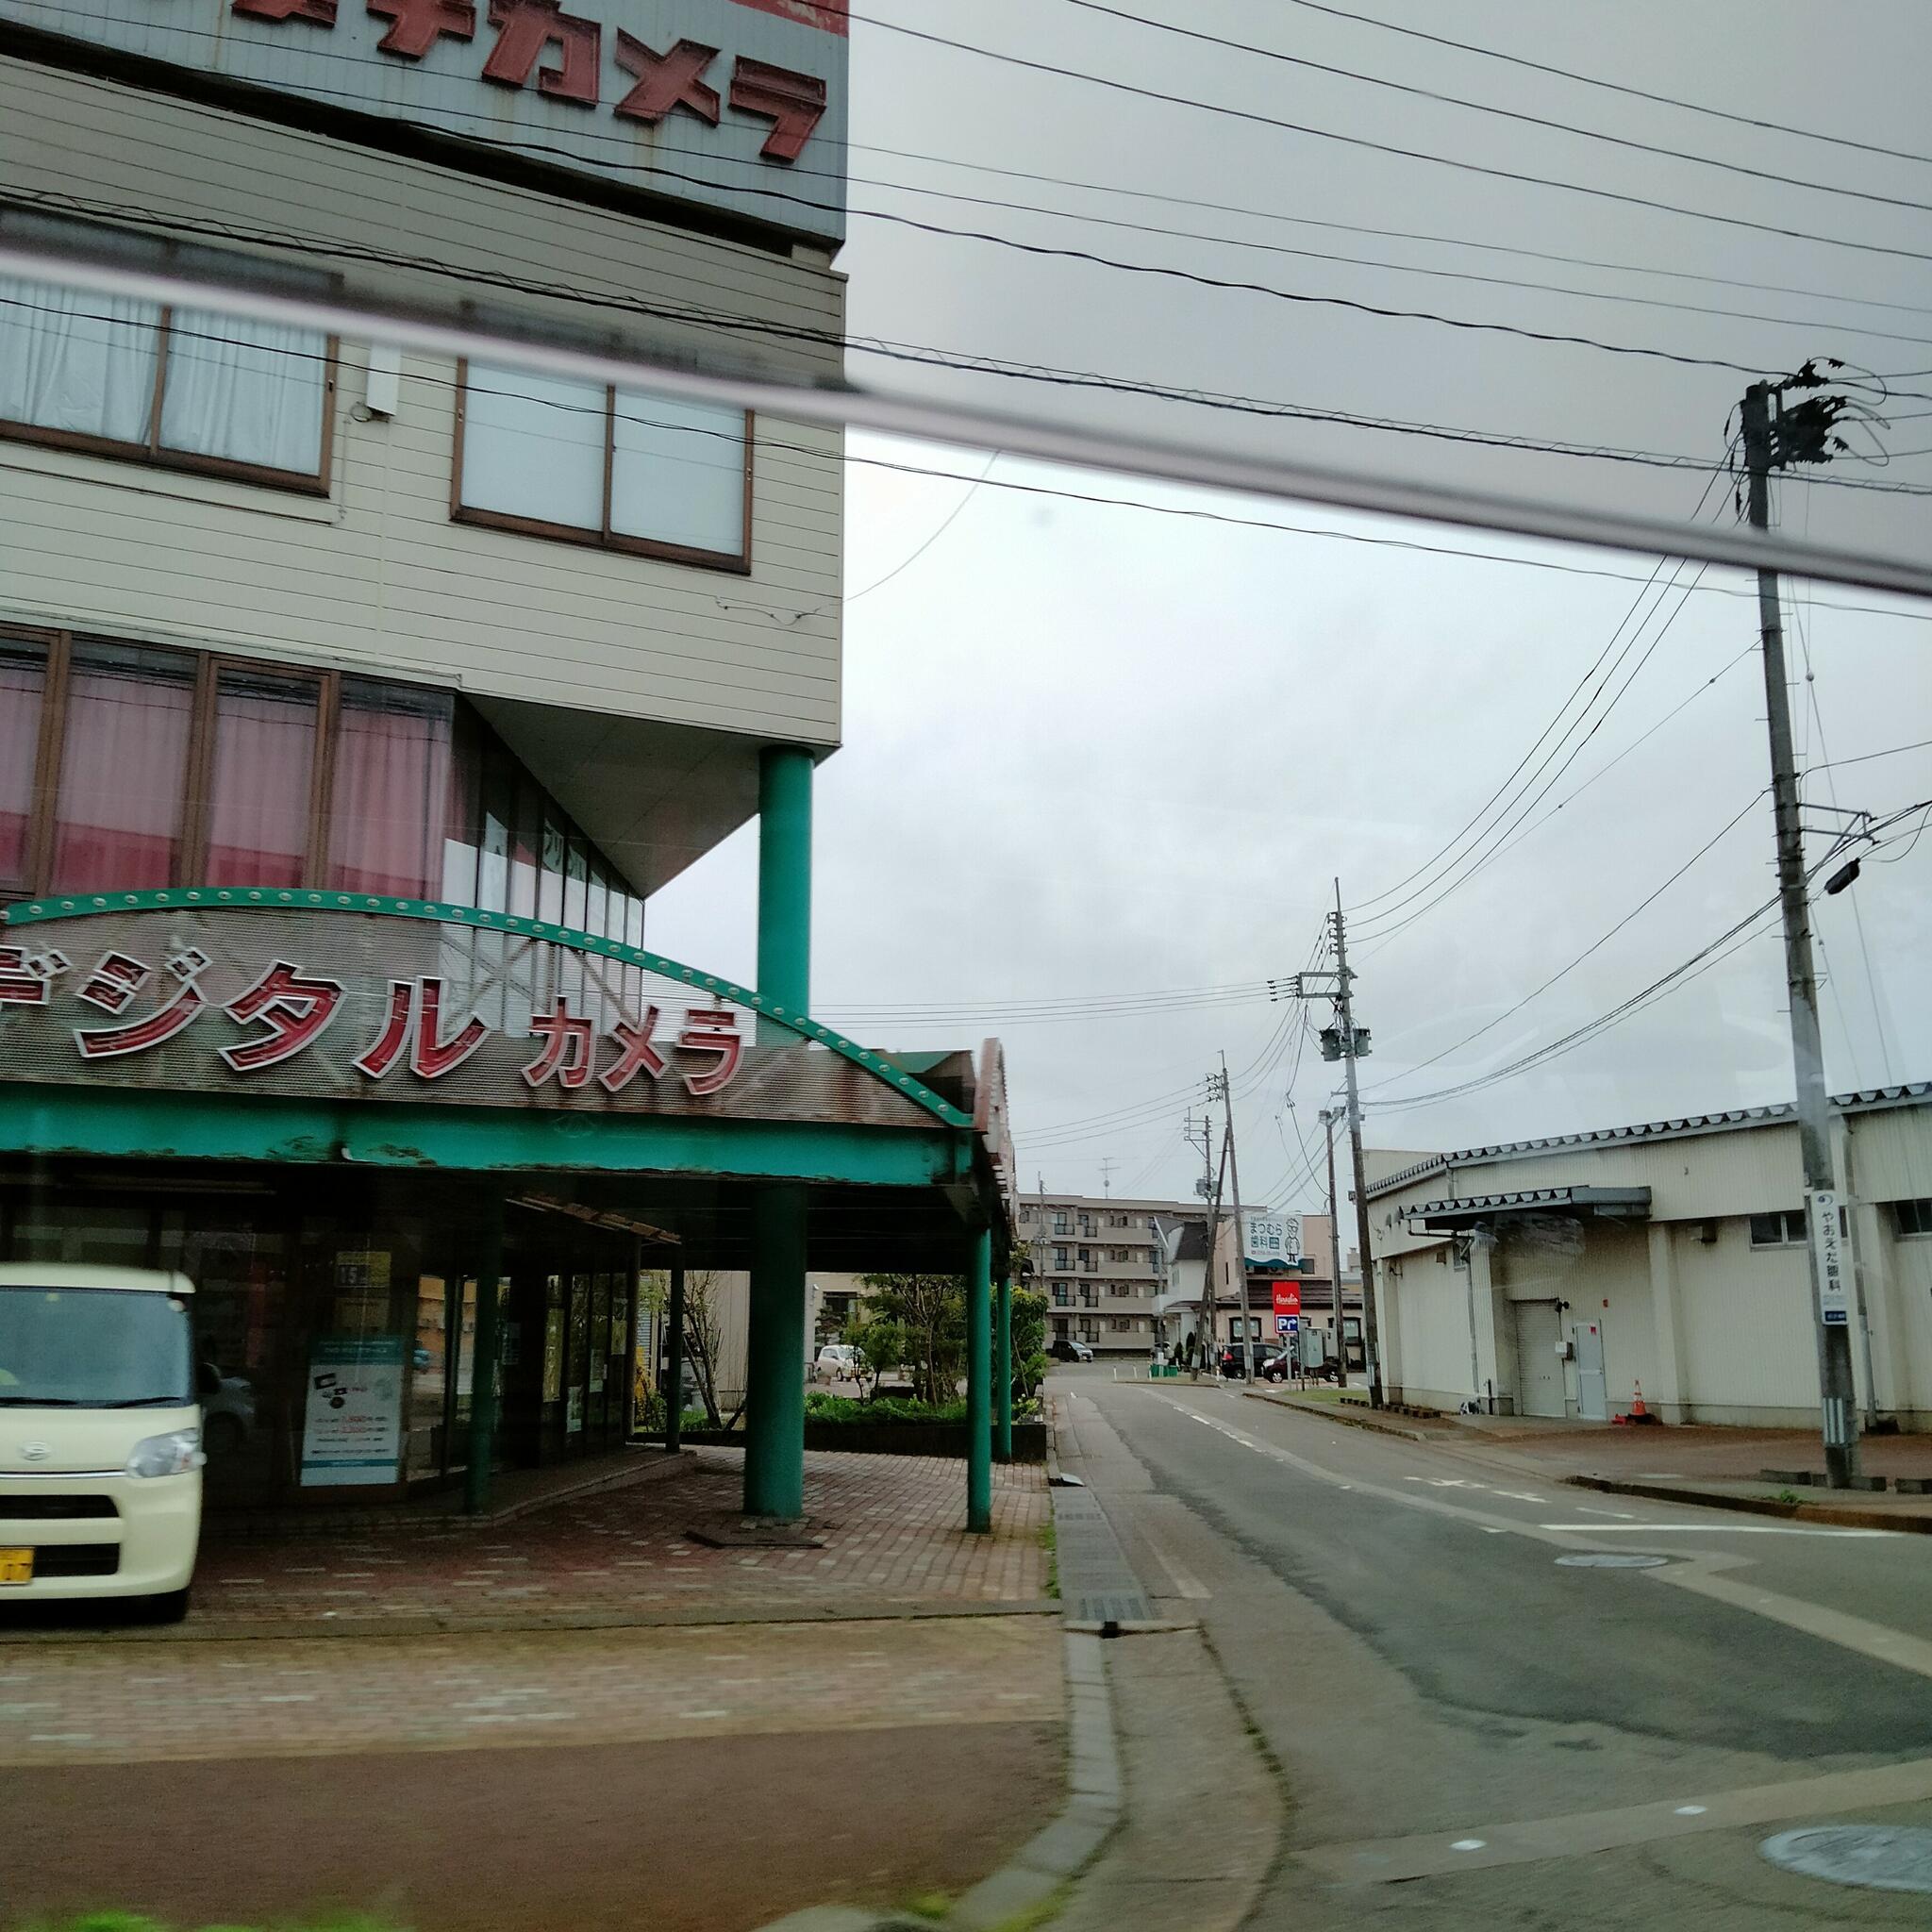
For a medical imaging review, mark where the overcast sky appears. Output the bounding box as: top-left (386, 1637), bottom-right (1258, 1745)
top-left (649, 0), bottom-right (1932, 1208)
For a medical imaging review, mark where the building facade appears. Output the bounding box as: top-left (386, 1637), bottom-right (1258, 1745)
top-left (0, 1), bottom-right (1021, 1533)
top-left (1020, 1193), bottom-right (1199, 1354)
top-left (1362, 1083), bottom-right (1932, 1430)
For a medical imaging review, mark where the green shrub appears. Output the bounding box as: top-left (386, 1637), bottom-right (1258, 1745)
top-left (804, 1391), bottom-right (968, 1424)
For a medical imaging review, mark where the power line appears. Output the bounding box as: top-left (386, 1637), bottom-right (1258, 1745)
top-left (1358, 790), bottom-right (1766, 1092)
top-left (845, 9), bottom-right (1932, 267)
top-left (1364, 812), bottom-right (1929, 1113)
top-left (1355, 558), bottom-right (1715, 948)
top-left (1050, 0), bottom-right (1932, 214)
top-left (1806, 737), bottom-right (1932, 774)
top-left (1347, 474), bottom-right (1726, 919)
top-left (1263, 0), bottom-right (1932, 169)
top-left (843, 450), bottom-right (998, 604)
top-left (15, 205), bottom-right (1932, 506)
top-left (36, 16), bottom-right (1932, 325)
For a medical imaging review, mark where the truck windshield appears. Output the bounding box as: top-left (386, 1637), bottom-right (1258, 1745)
top-left (0, 1287), bottom-right (194, 1407)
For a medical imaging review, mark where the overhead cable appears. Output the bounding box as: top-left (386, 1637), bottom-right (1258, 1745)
top-left (1051, 0), bottom-right (1932, 213)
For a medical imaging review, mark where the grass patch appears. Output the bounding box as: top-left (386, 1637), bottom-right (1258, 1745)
top-left (1040, 1519), bottom-right (1058, 1600)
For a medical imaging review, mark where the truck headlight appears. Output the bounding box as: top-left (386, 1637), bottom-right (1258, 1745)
top-left (125, 1429), bottom-right (205, 1478)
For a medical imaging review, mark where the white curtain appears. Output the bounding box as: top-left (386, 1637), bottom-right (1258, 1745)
top-left (0, 275), bottom-right (159, 444)
top-left (158, 309), bottom-right (327, 475)
top-left (611, 389), bottom-right (746, 556)
top-left (460, 362), bottom-right (606, 530)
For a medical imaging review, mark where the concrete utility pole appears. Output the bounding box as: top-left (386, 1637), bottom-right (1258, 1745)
top-left (1193, 1115), bottom-right (1229, 1382)
top-left (1319, 1105), bottom-right (1344, 1380)
top-left (1740, 375), bottom-right (1861, 1487)
top-left (1330, 883), bottom-right (1386, 1408)
top-left (1218, 1055), bottom-right (1257, 1380)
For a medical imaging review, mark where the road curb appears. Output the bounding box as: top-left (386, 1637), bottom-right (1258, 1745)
top-left (752, 1399), bottom-right (1124, 1932)
top-left (0, 1596), bottom-right (1064, 1648)
top-left (1565, 1473), bottom-right (1932, 1534)
top-left (1240, 1387), bottom-right (1435, 1442)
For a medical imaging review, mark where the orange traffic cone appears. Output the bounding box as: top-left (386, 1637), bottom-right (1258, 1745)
top-left (1630, 1381), bottom-right (1648, 1419)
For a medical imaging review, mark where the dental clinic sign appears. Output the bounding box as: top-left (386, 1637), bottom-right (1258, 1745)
top-left (4, 0), bottom-right (850, 240)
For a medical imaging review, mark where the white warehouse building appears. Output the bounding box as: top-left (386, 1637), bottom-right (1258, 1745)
top-left (1362, 1082), bottom-right (1932, 1432)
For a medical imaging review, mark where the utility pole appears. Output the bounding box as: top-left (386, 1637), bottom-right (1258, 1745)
top-left (1218, 1055), bottom-right (1256, 1381)
top-left (1319, 1105), bottom-right (1345, 1383)
top-left (1191, 1112), bottom-right (1228, 1382)
top-left (1098, 1156), bottom-right (1117, 1199)
top-left (1740, 369), bottom-right (1860, 1486)
top-left (1328, 883), bottom-right (1385, 1408)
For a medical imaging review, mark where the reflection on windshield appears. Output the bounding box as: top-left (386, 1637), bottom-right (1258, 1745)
top-left (0, 1287), bottom-right (193, 1408)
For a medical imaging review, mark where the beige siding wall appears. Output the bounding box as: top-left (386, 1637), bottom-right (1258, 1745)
top-left (0, 61), bottom-right (844, 744)
top-left (1366, 1101), bottom-right (1932, 1427)
top-left (1383, 1247), bottom-right (1473, 1408)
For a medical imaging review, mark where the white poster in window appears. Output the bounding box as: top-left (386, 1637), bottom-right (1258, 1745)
top-left (300, 1337), bottom-right (404, 1487)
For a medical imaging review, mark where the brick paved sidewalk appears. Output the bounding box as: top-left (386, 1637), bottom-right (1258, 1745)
top-left (0, 1613), bottom-right (1062, 1767)
top-left (1, 1448), bottom-right (1052, 1641)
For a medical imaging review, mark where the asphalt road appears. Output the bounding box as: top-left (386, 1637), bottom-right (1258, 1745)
top-left (1057, 1372), bottom-right (1932, 1927)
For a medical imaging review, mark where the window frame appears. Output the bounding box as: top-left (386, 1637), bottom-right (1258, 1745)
top-left (0, 624), bottom-right (637, 915)
top-left (450, 358), bottom-right (754, 575)
top-left (1748, 1209), bottom-right (1807, 1249)
top-left (1893, 1198), bottom-right (1932, 1239)
top-left (0, 297), bottom-right (338, 496)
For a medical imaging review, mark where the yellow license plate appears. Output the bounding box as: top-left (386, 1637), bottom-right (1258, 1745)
top-left (0, 1547), bottom-right (32, 1585)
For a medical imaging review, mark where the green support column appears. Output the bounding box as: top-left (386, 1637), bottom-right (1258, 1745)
top-left (744, 745), bottom-right (814, 1520)
top-left (464, 1196), bottom-right (505, 1516)
top-left (665, 1256), bottom-right (686, 1455)
top-left (967, 1225), bottom-right (992, 1533)
top-left (993, 1273), bottom-right (1013, 1465)
top-left (744, 1184), bottom-right (808, 1519)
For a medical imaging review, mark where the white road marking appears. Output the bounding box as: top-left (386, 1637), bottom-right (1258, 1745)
top-left (1138, 1528), bottom-right (1212, 1601)
top-left (1540, 1523), bottom-right (1890, 1537)
top-left (1574, 1506), bottom-right (1637, 1519)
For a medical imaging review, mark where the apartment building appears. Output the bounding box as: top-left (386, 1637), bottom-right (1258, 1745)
top-left (1022, 1193), bottom-right (1204, 1354)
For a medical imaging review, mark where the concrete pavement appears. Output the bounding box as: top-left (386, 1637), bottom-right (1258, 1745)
top-left (1048, 1368), bottom-right (1932, 1927)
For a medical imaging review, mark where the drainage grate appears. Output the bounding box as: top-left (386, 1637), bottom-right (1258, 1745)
top-left (1555, 1553), bottom-right (1669, 1570)
top-left (1760, 1826), bottom-right (1932, 1894)
top-left (1051, 1485), bottom-right (1153, 1624)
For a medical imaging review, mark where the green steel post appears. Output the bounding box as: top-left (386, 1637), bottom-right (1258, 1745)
top-left (967, 1225), bottom-right (992, 1532)
top-left (755, 746), bottom-right (813, 1043)
top-left (464, 1196), bottom-right (504, 1516)
top-left (665, 1256), bottom-right (686, 1454)
top-left (994, 1273), bottom-right (1013, 1464)
top-left (744, 744), bottom-right (815, 1519)
top-left (744, 1184), bottom-right (808, 1519)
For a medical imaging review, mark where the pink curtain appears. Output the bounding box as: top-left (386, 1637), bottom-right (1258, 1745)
top-left (0, 649), bottom-right (45, 888)
top-left (205, 676), bottom-right (318, 888)
top-left (325, 691), bottom-right (451, 898)
top-left (49, 650), bottom-right (194, 891)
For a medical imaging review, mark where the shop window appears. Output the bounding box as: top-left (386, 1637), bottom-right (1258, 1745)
top-left (0, 636), bottom-right (45, 891)
top-left (49, 641), bottom-right (196, 891)
top-left (325, 678), bottom-right (453, 898)
top-left (455, 362), bottom-right (748, 568)
top-left (203, 667), bottom-right (319, 888)
top-left (509, 773), bottom-right (541, 920)
top-left (0, 215), bottom-right (332, 491)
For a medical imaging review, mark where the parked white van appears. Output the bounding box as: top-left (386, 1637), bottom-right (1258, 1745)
top-left (0, 1264), bottom-right (204, 1622)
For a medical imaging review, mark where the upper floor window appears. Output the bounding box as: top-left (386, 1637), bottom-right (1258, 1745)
top-left (455, 363), bottom-right (749, 571)
top-left (0, 216), bottom-right (333, 492)
top-left (1749, 1210), bottom-right (1807, 1248)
